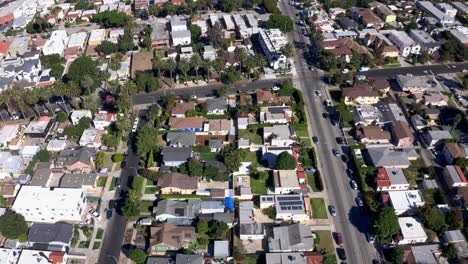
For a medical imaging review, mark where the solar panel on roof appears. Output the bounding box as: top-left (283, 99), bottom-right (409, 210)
top-left (279, 201), bottom-right (303, 206)
top-left (276, 196), bottom-right (300, 201)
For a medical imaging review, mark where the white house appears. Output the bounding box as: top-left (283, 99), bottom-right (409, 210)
top-left (263, 124), bottom-right (296, 146)
top-left (398, 217), bottom-right (428, 244)
top-left (274, 194), bottom-right (309, 222)
top-left (93, 111), bottom-right (115, 130)
top-left (258, 29), bottom-right (289, 70)
top-left (42, 30), bottom-right (68, 56)
top-left (240, 223), bottom-right (265, 240)
top-left (0, 124), bottom-right (18, 147)
top-left (388, 190), bottom-right (425, 215)
top-left (12, 186), bottom-right (87, 223)
top-left (375, 167), bottom-right (410, 191)
top-left (273, 170), bottom-right (300, 194)
top-left (260, 106), bottom-right (292, 124)
top-left (223, 15), bottom-right (235, 31)
top-left (0, 151), bottom-right (23, 178)
top-left (387, 30), bottom-right (420, 57)
top-left (200, 200), bottom-right (224, 214)
top-left (70, 110), bottom-right (92, 125)
top-left (171, 30), bottom-right (191, 46)
top-left (67, 32), bottom-right (88, 49)
top-left (79, 128), bottom-right (104, 148)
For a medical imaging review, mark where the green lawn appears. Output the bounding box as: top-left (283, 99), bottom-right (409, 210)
top-left (103, 152), bottom-right (114, 169)
top-left (250, 178), bottom-right (268, 195)
top-left (96, 228), bottom-right (104, 239)
top-left (300, 138), bottom-right (312, 147)
top-left (109, 177), bottom-right (117, 191)
top-left (295, 124), bottom-right (310, 138)
top-left (159, 194), bottom-right (204, 199)
top-left (139, 200), bottom-right (155, 215)
top-left (97, 177), bottom-right (107, 187)
top-left (311, 198), bottom-right (328, 219)
top-left (144, 187), bottom-right (157, 194)
top-left (78, 241), bottom-right (90, 249)
top-left (307, 173), bottom-right (321, 192)
top-left (92, 241), bottom-right (101, 250)
top-left (314, 230), bottom-right (335, 253)
top-left (200, 152), bottom-right (218, 161)
top-left (241, 151), bottom-right (261, 167)
top-left (239, 129), bottom-right (263, 145)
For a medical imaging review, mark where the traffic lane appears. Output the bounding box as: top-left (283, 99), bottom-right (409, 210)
top-left (361, 62), bottom-right (468, 78)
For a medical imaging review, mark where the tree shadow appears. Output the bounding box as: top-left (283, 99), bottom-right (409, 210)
top-left (347, 206), bottom-right (371, 236)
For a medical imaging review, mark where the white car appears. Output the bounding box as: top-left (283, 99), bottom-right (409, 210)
top-left (272, 85), bottom-right (281, 91)
top-left (342, 69), bottom-right (349, 74)
top-left (132, 117), bottom-right (139, 133)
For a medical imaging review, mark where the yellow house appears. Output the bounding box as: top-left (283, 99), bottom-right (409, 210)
top-left (375, 5), bottom-right (397, 23)
top-left (343, 84), bottom-right (380, 106)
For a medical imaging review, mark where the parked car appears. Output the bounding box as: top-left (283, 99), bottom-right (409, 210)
top-left (350, 180), bottom-right (358, 190)
top-left (335, 232), bottom-right (344, 246)
top-left (108, 200), bottom-right (116, 210)
top-left (315, 90), bottom-right (322, 96)
top-left (115, 178), bottom-right (121, 189)
top-left (305, 168), bottom-right (316, 173)
top-left (312, 136), bottom-right (319, 143)
top-left (333, 148), bottom-right (340, 156)
top-left (137, 218), bottom-right (153, 226)
top-left (106, 209), bottom-right (113, 219)
top-left (367, 232), bottom-right (375, 243)
top-left (322, 112), bottom-right (328, 118)
top-left (329, 205), bottom-right (336, 216)
top-left (356, 197), bottom-right (364, 207)
top-left (337, 248), bottom-right (347, 261)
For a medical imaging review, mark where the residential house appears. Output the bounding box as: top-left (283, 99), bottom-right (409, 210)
top-left (28, 222), bottom-right (74, 251)
top-left (79, 129), bottom-right (105, 149)
top-left (239, 201), bottom-right (254, 224)
top-left (148, 223), bottom-right (196, 255)
top-left (0, 151), bottom-right (23, 178)
top-left (170, 16), bottom-right (191, 46)
top-left (9, 36), bottom-right (30, 57)
top-left (88, 29), bottom-right (106, 46)
top-left (161, 147), bottom-right (192, 167)
top-left (274, 194), bottom-right (309, 222)
top-left (364, 33), bottom-right (399, 58)
top-left (43, 30), bottom-right (68, 56)
top-left (24, 116), bottom-right (55, 138)
top-left (67, 32), bottom-right (87, 49)
top-left (273, 170), bottom-right (301, 194)
top-left (263, 125), bottom-right (296, 146)
top-left (58, 173), bottom-right (98, 191)
top-left (47, 139), bottom-right (67, 152)
top-left (175, 254), bottom-right (203, 264)
top-left (153, 199), bottom-right (201, 221)
top-left (387, 30), bottom-right (421, 57)
top-left (214, 240), bottom-right (230, 259)
top-left (376, 167), bottom-right (410, 191)
top-left (12, 186), bottom-right (87, 223)
top-left (131, 51), bottom-right (153, 78)
top-left (169, 117), bottom-right (206, 132)
top-left (256, 90), bottom-right (291, 105)
top-left (417, 1), bottom-right (455, 24)
top-left (407, 244), bottom-right (442, 263)
top-left (262, 146), bottom-right (293, 167)
top-left (203, 45), bottom-right (216, 61)
top-left (388, 190), bottom-right (425, 215)
top-left (93, 111), bottom-right (116, 130)
top-left (352, 8), bottom-right (385, 28)
top-left (198, 212), bottom-right (234, 227)
top-left (151, 23), bottom-right (170, 48)
top-left (443, 165), bottom-right (468, 188)
top-left (414, 92), bottom-right (449, 107)
top-left (338, 17), bottom-right (359, 30)
top-left (397, 217), bottom-right (428, 244)
top-left (157, 173), bottom-right (198, 194)
top-left (0, 124), bottom-right (18, 147)
top-left (409, 30), bottom-right (440, 54)
top-left (200, 200), bottom-right (225, 214)
top-left (268, 224), bottom-right (314, 252)
top-left (70, 110), bottom-right (92, 125)
top-left (437, 3), bottom-right (458, 17)
top-left (374, 4), bottom-right (397, 23)
top-left (443, 143), bottom-right (465, 164)
top-left (240, 223), bottom-right (265, 241)
top-left (366, 147), bottom-right (412, 168)
top-left (396, 75), bottom-right (444, 93)
top-left (321, 38), bottom-right (373, 63)
top-left (55, 147), bottom-right (96, 173)
top-left (20, 145), bottom-right (40, 159)
top-left (356, 125), bottom-right (391, 145)
top-left (206, 97), bottom-right (228, 115)
top-left (343, 84), bottom-right (380, 106)
top-left (260, 106), bottom-right (292, 124)
top-left (30, 162), bottom-right (52, 187)
top-left (422, 129), bottom-right (453, 148)
top-left (353, 105), bottom-right (384, 126)
top-left (424, 107), bottom-right (441, 121)
top-left (258, 29), bottom-right (289, 70)
top-left (209, 139), bottom-right (223, 152)
top-left (171, 102), bottom-right (195, 118)
top-left (16, 250), bottom-right (68, 264)
top-left (166, 132), bottom-right (196, 147)
top-left (205, 119), bottom-right (232, 135)
top-left (391, 121), bottom-right (414, 147)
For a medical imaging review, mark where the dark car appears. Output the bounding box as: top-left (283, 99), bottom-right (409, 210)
top-left (312, 136), bottom-right (319, 143)
top-left (115, 178), bottom-right (121, 189)
top-left (356, 197), bottom-right (364, 207)
top-left (322, 112), bottom-right (328, 118)
top-left (108, 200), bottom-right (116, 210)
top-left (337, 248), bottom-right (347, 260)
top-left (335, 232), bottom-right (343, 246)
top-left (336, 137), bottom-right (343, 144)
top-left (333, 149), bottom-right (340, 156)
top-left (106, 209), bottom-right (113, 219)
top-left (329, 205), bottom-right (336, 216)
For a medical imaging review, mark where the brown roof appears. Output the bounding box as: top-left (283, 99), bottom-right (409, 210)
top-left (157, 172), bottom-right (198, 190)
top-left (356, 125), bottom-right (391, 141)
top-left (0, 184), bottom-right (15, 196)
top-left (169, 117), bottom-right (206, 129)
top-left (131, 51), bottom-right (153, 78)
top-left (343, 84), bottom-right (379, 99)
top-left (171, 102), bottom-right (195, 115)
top-left (321, 38), bottom-right (373, 57)
top-left (149, 223), bottom-right (195, 249)
top-left (256, 90), bottom-right (291, 104)
top-left (209, 119), bottom-right (231, 131)
top-left (392, 121), bottom-right (414, 141)
top-left (360, 9), bottom-right (384, 25)
top-left (445, 143), bottom-right (464, 160)
top-left (369, 78), bottom-right (389, 90)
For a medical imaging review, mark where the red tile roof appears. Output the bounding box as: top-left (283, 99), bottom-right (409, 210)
top-left (376, 167), bottom-right (391, 188)
top-left (455, 166), bottom-right (468, 183)
top-left (0, 14), bottom-right (14, 25)
top-left (49, 252), bottom-right (65, 264)
top-left (0, 41), bottom-right (11, 55)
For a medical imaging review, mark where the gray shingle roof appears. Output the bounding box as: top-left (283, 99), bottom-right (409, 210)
top-left (162, 147), bottom-right (192, 162)
top-left (166, 132), bottom-right (196, 147)
top-left (268, 224), bottom-right (314, 252)
top-left (206, 97), bottom-right (228, 112)
top-left (175, 254), bottom-right (203, 264)
top-left (153, 199), bottom-right (201, 219)
top-left (56, 147), bottom-right (97, 167)
top-left (366, 147), bottom-right (411, 167)
top-left (28, 223), bottom-right (74, 247)
top-left (59, 173), bottom-right (98, 188)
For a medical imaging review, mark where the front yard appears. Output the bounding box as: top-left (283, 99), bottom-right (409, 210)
top-left (238, 129), bottom-right (263, 145)
top-left (310, 198), bottom-right (328, 219)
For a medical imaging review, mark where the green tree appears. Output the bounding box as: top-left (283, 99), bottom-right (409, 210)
top-left (135, 71), bottom-right (160, 93)
top-left (197, 219), bottom-right (209, 234)
top-left (122, 190), bottom-right (141, 217)
top-left (275, 151), bottom-right (297, 169)
top-left (220, 146), bottom-right (241, 172)
top-left (207, 22), bottom-right (224, 49)
top-left (136, 126), bottom-right (159, 157)
top-left (93, 10), bottom-right (130, 28)
top-left (147, 150), bottom-right (154, 168)
top-left (128, 248), bottom-right (147, 264)
top-left (385, 246), bottom-right (404, 264)
top-left (118, 28), bottom-right (135, 52)
top-left (224, 66), bottom-right (241, 84)
top-left (67, 56), bottom-right (100, 95)
top-left (112, 153), bottom-right (124, 162)
top-left (234, 48), bottom-right (248, 72)
top-left (163, 58), bottom-right (177, 83)
top-left (190, 24), bottom-right (202, 43)
top-left (442, 243), bottom-right (458, 261)
top-left (265, 207), bottom-right (276, 220)
top-left (36, 150), bottom-right (51, 162)
top-left (190, 54), bottom-right (202, 81)
top-left (187, 158), bottom-right (203, 176)
top-left (281, 42), bottom-right (295, 73)
top-left (427, 208), bottom-right (446, 233)
top-left (373, 206), bottom-right (399, 242)
top-left (221, 0), bottom-right (241, 12)
top-left (95, 151), bottom-right (105, 169)
top-left (446, 208), bottom-right (463, 229)
top-left (178, 58), bottom-right (191, 81)
top-left (0, 210), bottom-right (28, 239)
top-left (209, 220), bottom-right (229, 239)
top-left (146, 104), bottom-right (160, 125)
top-left (263, 0), bottom-right (280, 13)
top-left (267, 14), bottom-right (294, 32)
top-left (212, 58), bottom-right (226, 81)
top-left (0, 195), bottom-right (8, 207)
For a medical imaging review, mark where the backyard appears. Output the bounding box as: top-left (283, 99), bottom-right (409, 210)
top-left (239, 129), bottom-right (263, 145)
top-left (314, 230), bottom-right (337, 264)
top-left (250, 177), bottom-right (268, 195)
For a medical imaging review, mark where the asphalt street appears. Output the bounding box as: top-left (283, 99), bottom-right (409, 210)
top-left (360, 62), bottom-right (468, 78)
top-left (278, 0), bottom-right (378, 263)
top-left (97, 120), bottom-right (141, 264)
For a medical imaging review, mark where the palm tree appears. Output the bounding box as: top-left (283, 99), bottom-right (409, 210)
top-left (37, 86), bottom-right (54, 116)
top-left (52, 80), bottom-right (69, 114)
top-left (64, 81), bottom-right (81, 111)
top-left (202, 60), bottom-right (212, 82)
top-left (281, 42), bottom-right (295, 74)
top-left (7, 87), bottom-right (27, 119)
top-left (244, 57), bottom-right (256, 79)
top-left (80, 75), bottom-right (95, 95)
top-left (164, 58), bottom-right (177, 85)
top-left (0, 92), bottom-right (12, 121)
top-left (212, 58), bottom-right (226, 82)
top-left (152, 54), bottom-right (163, 78)
top-left (190, 54), bottom-right (202, 82)
top-left (24, 88), bottom-right (40, 116)
top-left (178, 58), bottom-right (191, 84)
top-left (254, 55), bottom-right (267, 71)
top-left (234, 48), bottom-right (247, 73)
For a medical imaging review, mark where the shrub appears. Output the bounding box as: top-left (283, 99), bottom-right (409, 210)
top-left (112, 153), bottom-right (124, 162)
